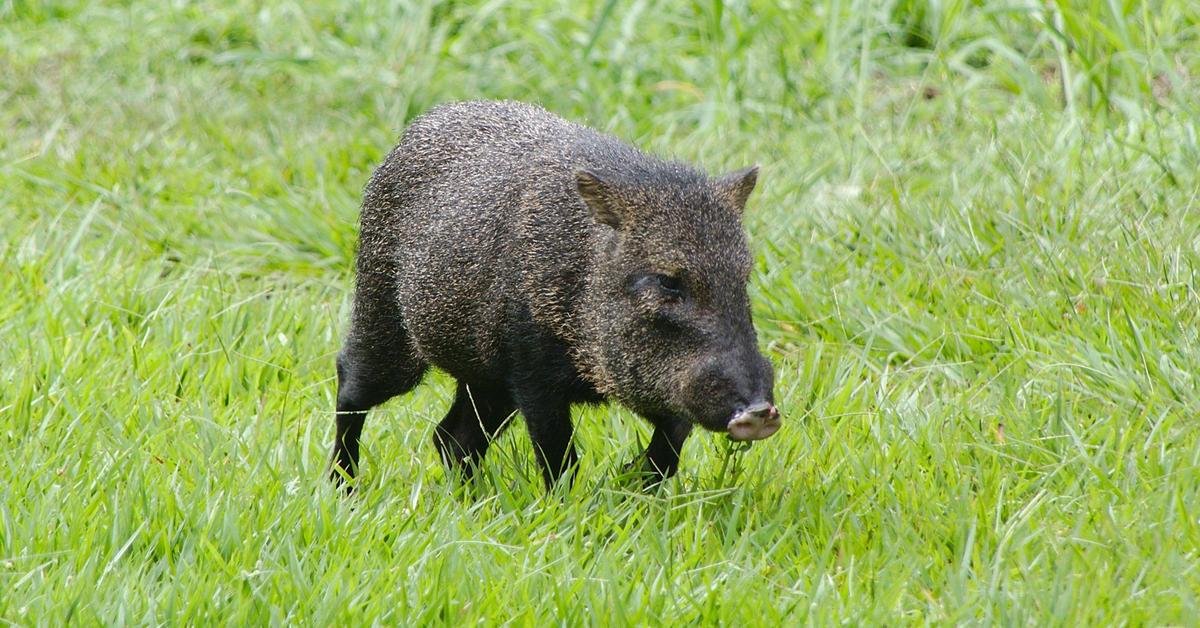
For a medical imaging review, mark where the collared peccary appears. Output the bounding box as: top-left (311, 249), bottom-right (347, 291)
top-left (331, 100), bottom-right (780, 491)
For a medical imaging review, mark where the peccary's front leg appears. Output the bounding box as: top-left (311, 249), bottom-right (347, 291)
top-left (518, 398), bottom-right (579, 490)
top-left (433, 381), bottom-right (515, 481)
top-left (510, 373), bottom-right (578, 489)
top-left (505, 313), bottom-right (585, 490)
top-left (635, 417), bottom-right (693, 483)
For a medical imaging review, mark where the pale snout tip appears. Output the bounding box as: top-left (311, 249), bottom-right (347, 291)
top-left (726, 402), bottom-right (781, 442)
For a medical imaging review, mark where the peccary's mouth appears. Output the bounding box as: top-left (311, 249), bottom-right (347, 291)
top-left (726, 402), bottom-right (781, 441)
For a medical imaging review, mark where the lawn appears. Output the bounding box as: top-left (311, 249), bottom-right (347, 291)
top-left (3, 0), bottom-right (1199, 624)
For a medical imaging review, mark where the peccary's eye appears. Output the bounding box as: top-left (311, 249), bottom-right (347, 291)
top-left (627, 272), bottom-right (686, 301)
top-left (656, 274), bottom-right (684, 298)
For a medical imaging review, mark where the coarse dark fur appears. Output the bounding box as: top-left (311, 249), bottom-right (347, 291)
top-left (332, 100), bottom-right (775, 491)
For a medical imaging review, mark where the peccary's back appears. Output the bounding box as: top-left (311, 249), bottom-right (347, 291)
top-left (358, 101), bottom-right (639, 378)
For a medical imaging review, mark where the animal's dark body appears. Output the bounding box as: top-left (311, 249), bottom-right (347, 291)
top-left (332, 100), bottom-right (780, 491)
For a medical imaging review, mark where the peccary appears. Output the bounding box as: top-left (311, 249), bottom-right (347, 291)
top-left (331, 100), bottom-right (779, 490)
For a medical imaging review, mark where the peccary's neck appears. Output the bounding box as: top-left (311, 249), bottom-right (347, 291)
top-left (562, 231), bottom-right (620, 396)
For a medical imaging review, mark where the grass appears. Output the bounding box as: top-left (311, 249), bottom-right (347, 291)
top-left (2, 0), bottom-right (1199, 624)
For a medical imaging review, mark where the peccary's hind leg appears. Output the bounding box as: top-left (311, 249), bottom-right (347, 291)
top-left (332, 186), bottom-right (431, 489)
top-left (433, 382), bottom-right (515, 480)
top-left (331, 321), bottom-right (427, 489)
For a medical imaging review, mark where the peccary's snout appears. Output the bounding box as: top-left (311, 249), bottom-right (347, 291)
top-left (727, 401), bottom-right (781, 441)
top-left (726, 351), bottom-right (780, 441)
top-left (684, 348), bottom-right (779, 440)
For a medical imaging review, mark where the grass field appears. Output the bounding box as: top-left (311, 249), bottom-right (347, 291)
top-left (3, 0), bottom-right (1200, 624)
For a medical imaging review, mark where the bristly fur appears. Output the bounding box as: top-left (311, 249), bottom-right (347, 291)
top-left (332, 100), bottom-right (775, 491)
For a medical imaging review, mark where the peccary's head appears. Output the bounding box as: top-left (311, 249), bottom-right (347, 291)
top-left (577, 164), bottom-right (779, 441)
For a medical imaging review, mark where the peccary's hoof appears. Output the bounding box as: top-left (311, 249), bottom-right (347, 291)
top-left (619, 460), bottom-right (666, 489)
top-left (727, 402), bottom-right (781, 442)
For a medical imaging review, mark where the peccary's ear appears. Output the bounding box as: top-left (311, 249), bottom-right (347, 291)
top-left (715, 166), bottom-right (759, 213)
top-left (576, 169), bottom-right (623, 229)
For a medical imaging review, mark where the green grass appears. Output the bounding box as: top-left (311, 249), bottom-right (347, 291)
top-left (3, 0), bottom-right (1199, 623)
